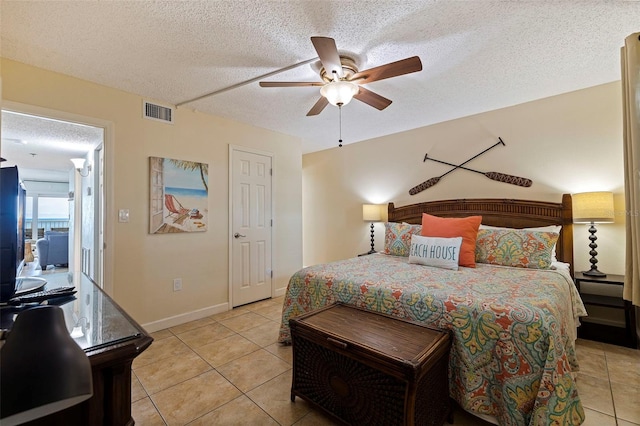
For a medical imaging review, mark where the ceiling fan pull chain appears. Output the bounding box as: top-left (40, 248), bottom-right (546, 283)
top-left (338, 105), bottom-right (343, 147)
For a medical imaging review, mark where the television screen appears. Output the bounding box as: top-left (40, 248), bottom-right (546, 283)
top-left (0, 166), bottom-right (26, 302)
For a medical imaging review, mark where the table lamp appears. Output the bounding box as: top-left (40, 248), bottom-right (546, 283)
top-left (363, 204), bottom-right (383, 254)
top-left (0, 305), bottom-right (93, 425)
top-left (573, 191), bottom-right (615, 277)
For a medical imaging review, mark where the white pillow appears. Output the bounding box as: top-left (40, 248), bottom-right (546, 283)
top-left (479, 224), bottom-right (561, 262)
top-left (408, 235), bottom-right (463, 270)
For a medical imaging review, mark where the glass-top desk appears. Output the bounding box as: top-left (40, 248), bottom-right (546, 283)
top-left (1, 272), bottom-right (153, 426)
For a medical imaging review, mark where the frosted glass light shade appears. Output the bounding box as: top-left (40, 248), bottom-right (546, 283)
top-left (70, 158), bottom-right (86, 170)
top-left (362, 204), bottom-right (383, 222)
top-left (573, 192), bottom-right (615, 223)
top-left (320, 81), bottom-right (359, 106)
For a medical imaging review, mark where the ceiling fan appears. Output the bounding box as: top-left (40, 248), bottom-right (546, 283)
top-left (259, 37), bottom-right (423, 116)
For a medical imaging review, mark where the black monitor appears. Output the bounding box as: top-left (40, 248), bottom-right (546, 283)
top-left (0, 166), bottom-right (27, 302)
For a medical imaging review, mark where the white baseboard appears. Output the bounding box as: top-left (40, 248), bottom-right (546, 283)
top-left (141, 302), bottom-right (229, 333)
top-left (274, 286), bottom-right (287, 297)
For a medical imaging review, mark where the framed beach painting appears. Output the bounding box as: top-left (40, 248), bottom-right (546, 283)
top-left (149, 156), bottom-right (208, 234)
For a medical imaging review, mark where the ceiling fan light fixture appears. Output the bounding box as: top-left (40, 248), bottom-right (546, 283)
top-left (320, 80), bottom-right (359, 106)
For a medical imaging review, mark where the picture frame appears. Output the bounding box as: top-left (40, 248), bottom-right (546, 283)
top-left (149, 156), bottom-right (208, 234)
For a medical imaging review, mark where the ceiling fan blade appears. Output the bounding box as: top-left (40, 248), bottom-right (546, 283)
top-left (306, 97), bottom-right (329, 116)
top-left (311, 36), bottom-right (343, 79)
top-left (353, 87), bottom-right (392, 110)
top-left (259, 81), bottom-right (324, 87)
top-left (350, 56), bottom-right (422, 85)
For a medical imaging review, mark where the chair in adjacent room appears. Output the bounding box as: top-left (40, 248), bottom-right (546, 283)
top-left (36, 231), bottom-right (69, 270)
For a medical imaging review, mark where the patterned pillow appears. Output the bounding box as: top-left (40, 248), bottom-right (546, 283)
top-left (383, 222), bottom-right (422, 257)
top-left (480, 224), bottom-right (562, 262)
top-left (475, 229), bottom-right (559, 269)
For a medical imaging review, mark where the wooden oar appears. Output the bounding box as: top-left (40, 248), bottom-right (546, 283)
top-left (425, 155), bottom-right (533, 188)
top-left (409, 166), bottom-right (457, 195)
top-left (409, 138), bottom-right (506, 195)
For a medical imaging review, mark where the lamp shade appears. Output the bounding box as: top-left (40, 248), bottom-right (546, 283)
top-left (320, 80), bottom-right (359, 106)
top-left (0, 305), bottom-right (93, 425)
top-left (362, 204), bottom-right (383, 222)
top-left (573, 192), bottom-right (615, 223)
top-left (70, 158), bottom-right (86, 170)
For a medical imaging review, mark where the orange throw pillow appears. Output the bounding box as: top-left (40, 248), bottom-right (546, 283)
top-left (421, 214), bottom-right (482, 267)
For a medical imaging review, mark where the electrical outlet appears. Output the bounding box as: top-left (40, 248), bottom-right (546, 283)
top-left (173, 278), bottom-right (182, 292)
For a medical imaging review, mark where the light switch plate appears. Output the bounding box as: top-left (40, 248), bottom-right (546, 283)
top-left (118, 209), bottom-right (130, 223)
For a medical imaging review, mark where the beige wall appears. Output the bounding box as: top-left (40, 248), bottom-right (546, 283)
top-left (1, 59), bottom-right (303, 330)
top-left (303, 82), bottom-right (626, 275)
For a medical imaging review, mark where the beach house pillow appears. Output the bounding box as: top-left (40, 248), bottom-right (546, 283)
top-left (408, 235), bottom-right (462, 270)
top-left (475, 228), bottom-right (559, 269)
top-left (384, 222), bottom-right (422, 257)
top-left (421, 214), bottom-right (482, 267)
top-left (480, 224), bottom-right (562, 262)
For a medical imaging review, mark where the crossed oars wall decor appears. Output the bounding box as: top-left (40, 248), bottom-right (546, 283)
top-left (409, 137), bottom-right (533, 195)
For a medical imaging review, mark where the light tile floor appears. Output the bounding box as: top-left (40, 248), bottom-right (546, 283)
top-left (131, 297), bottom-right (640, 425)
top-left (20, 257), bottom-right (68, 277)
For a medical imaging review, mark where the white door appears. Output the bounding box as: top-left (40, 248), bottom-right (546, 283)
top-left (230, 147), bottom-right (273, 307)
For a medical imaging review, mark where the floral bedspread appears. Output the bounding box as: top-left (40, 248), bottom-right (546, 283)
top-left (278, 254), bottom-right (587, 426)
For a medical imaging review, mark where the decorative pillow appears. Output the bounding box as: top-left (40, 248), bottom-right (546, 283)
top-left (475, 228), bottom-right (559, 269)
top-left (421, 214), bottom-right (482, 267)
top-left (383, 222), bottom-right (422, 257)
top-left (479, 224), bottom-right (562, 262)
top-left (408, 235), bottom-right (462, 270)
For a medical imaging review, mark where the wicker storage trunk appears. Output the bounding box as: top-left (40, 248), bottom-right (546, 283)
top-left (289, 303), bottom-right (452, 426)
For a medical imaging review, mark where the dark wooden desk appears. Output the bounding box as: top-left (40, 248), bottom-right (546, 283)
top-left (0, 272), bottom-right (153, 425)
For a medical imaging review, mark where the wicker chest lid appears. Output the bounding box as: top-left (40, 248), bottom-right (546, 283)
top-left (290, 303), bottom-right (449, 370)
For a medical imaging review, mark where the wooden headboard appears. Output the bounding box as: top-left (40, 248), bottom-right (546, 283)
top-left (388, 194), bottom-right (574, 276)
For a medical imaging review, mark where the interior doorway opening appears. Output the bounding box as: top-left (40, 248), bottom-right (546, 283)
top-left (1, 105), bottom-right (108, 290)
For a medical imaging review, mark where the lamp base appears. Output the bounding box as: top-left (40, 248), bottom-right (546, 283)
top-left (583, 223), bottom-right (607, 278)
top-left (582, 268), bottom-right (607, 278)
top-left (369, 222), bottom-right (376, 254)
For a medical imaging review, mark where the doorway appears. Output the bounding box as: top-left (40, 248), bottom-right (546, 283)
top-left (1, 102), bottom-right (109, 291)
top-left (229, 145), bottom-right (273, 307)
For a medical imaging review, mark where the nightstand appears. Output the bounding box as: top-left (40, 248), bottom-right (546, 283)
top-left (575, 272), bottom-right (638, 348)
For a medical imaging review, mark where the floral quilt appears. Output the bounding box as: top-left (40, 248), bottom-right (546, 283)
top-left (278, 254), bottom-right (587, 426)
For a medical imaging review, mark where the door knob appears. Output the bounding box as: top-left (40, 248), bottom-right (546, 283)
top-left (234, 233), bottom-right (246, 239)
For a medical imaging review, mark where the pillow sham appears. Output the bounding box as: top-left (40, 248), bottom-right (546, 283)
top-left (383, 222), bottom-right (422, 257)
top-left (421, 214), bottom-right (482, 267)
top-left (408, 235), bottom-right (463, 270)
top-left (475, 228), bottom-right (559, 269)
top-left (479, 224), bottom-right (562, 262)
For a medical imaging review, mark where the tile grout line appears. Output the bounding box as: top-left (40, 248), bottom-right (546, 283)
top-left (601, 351), bottom-right (620, 425)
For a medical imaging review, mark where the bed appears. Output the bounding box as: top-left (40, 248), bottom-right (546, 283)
top-left (278, 195), bottom-right (587, 426)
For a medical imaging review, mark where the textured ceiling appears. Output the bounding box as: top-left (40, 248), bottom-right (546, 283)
top-left (1, 111), bottom-right (102, 182)
top-left (1, 1), bottom-right (638, 158)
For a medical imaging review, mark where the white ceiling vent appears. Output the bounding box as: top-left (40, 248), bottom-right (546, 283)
top-left (143, 101), bottom-right (174, 124)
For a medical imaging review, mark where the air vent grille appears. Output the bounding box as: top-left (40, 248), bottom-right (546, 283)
top-left (143, 101), bottom-right (174, 124)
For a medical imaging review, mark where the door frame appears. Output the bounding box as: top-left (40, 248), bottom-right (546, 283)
top-left (2, 101), bottom-right (114, 295)
top-left (228, 144), bottom-right (275, 308)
